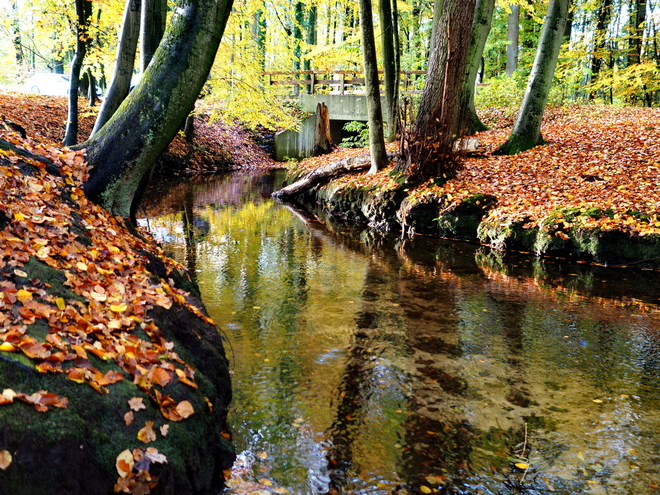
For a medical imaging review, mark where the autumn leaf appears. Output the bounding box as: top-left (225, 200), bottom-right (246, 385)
top-left (0, 342), bottom-right (16, 352)
top-left (137, 421), bottom-right (157, 443)
top-left (515, 462), bottom-right (530, 470)
top-left (110, 303), bottom-right (128, 313)
top-left (159, 424), bottom-right (169, 437)
top-left (124, 411), bottom-right (134, 426)
top-left (175, 400), bottom-right (195, 419)
top-left (128, 397), bottom-right (146, 412)
top-left (152, 367), bottom-right (171, 387)
top-left (16, 289), bottom-right (32, 302)
top-left (0, 450), bottom-right (12, 470)
top-left (116, 449), bottom-right (134, 478)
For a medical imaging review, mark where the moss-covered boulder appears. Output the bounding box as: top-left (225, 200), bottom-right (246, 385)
top-left (0, 137), bottom-right (234, 494)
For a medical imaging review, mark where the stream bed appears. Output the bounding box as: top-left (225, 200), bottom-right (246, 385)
top-left (140, 171), bottom-right (660, 495)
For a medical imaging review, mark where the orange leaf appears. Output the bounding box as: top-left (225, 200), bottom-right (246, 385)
top-left (152, 368), bottom-right (171, 387)
top-left (0, 450), bottom-right (12, 470)
top-left (116, 449), bottom-right (134, 478)
top-left (124, 411), bottom-right (134, 426)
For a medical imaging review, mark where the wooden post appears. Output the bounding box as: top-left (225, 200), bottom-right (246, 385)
top-left (310, 71), bottom-right (316, 94)
top-left (340, 73), bottom-right (345, 95)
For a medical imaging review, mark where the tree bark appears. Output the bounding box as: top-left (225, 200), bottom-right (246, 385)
top-left (589, 0), bottom-right (613, 99)
top-left (312, 102), bottom-right (336, 156)
top-left (140, 0), bottom-right (167, 72)
top-left (10, 0), bottom-right (24, 67)
top-left (63, 0), bottom-right (92, 146)
top-left (495, 0), bottom-right (568, 155)
top-left (273, 153), bottom-right (392, 201)
top-left (292, 1), bottom-right (305, 96)
top-left (628, 0), bottom-right (647, 66)
top-left (379, 0), bottom-right (399, 142)
top-left (358, 0), bottom-right (388, 174)
top-left (79, 0), bottom-right (234, 219)
top-left (506, 4), bottom-right (520, 76)
top-left (91, 0), bottom-right (141, 136)
top-left (401, 0), bottom-right (476, 183)
top-left (457, 0), bottom-right (495, 136)
top-left (304, 4), bottom-right (317, 93)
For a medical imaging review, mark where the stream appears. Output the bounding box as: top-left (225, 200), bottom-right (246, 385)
top-left (139, 170), bottom-right (660, 495)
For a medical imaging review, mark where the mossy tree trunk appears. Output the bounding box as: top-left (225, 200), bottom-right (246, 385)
top-left (90, 0), bottom-right (141, 136)
top-left (358, 0), bottom-right (388, 174)
top-left (494, 0), bottom-right (568, 156)
top-left (79, 0), bottom-right (234, 219)
top-left (457, 0), bottom-right (495, 137)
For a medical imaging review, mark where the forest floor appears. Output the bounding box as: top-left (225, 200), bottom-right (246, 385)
top-left (3, 92), bottom-right (660, 247)
top-left (295, 105), bottom-right (660, 239)
top-left (0, 92), bottom-right (276, 173)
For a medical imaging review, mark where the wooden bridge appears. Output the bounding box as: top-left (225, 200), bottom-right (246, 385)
top-left (269, 69), bottom-right (427, 161)
top-left (263, 69), bottom-right (427, 95)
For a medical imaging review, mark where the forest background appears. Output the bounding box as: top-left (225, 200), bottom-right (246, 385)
top-left (1, 0), bottom-right (657, 133)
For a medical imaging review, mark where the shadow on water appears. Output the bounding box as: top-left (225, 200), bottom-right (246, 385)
top-left (139, 171), bottom-right (660, 495)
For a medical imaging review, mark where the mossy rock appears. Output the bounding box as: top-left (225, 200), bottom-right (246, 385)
top-left (0, 269), bottom-right (234, 495)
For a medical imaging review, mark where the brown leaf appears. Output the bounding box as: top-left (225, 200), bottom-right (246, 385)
top-left (175, 400), bottom-right (195, 419)
top-left (137, 421), bottom-right (157, 443)
top-left (128, 397), bottom-right (146, 412)
top-left (124, 411), bottom-right (134, 426)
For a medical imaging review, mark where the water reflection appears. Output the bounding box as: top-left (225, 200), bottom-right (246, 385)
top-left (140, 171), bottom-right (660, 495)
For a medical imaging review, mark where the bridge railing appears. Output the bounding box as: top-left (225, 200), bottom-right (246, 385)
top-left (263, 69), bottom-right (427, 96)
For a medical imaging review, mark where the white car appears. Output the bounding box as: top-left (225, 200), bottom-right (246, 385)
top-left (24, 73), bottom-right (70, 96)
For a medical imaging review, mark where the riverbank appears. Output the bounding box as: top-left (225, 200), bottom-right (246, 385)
top-left (0, 130), bottom-right (234, 490)
top-left (281, 105), bottom-right (660, 270)
top-left (0, 92), bottom-right (276, 174)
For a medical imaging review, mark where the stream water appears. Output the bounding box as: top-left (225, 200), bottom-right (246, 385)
top-left (140, 171), bottom-right (660, 495)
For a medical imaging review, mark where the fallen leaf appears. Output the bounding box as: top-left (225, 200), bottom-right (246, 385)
top-left (128, 397), bottom-right (146, 411)
top-left (0, 450), bottom-right (12, 470)
top-left (159, 424), bottom-right (169, 437)
top-left (137, 421), bottom-right (157, 443)
top-left (16, 289), bottom-right (32, 302)
top-left (0, 342), bottom-right (16, 352)
top-left (116, 449), bottom-right (134, 478)
top-left (175, 400), bottom-right (194, 419)
top-left (152, 367), bottom-right (171, 387)
top-left (124, 411), bottom-right (134, 426)
top-left (515, 462), bottom-right (530, 470)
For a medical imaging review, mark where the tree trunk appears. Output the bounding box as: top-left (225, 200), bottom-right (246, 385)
top-left (292, 1), bottom-right (305, 96)
top-left (86, 68), bottom-right (97, 106)
top-left (79, 0), bottom-right (234, 219)
top-left (564, 0), bottom-right (574, 43)
top-left (312, 102), bottom-right (336, 156)
top-left (401, 0), bottom-right (476, 183)
top-left (304, 4), bottom-right (317, 94)
top-left (63, 0), bottom-right (92, 146)
top-left (494, 0), bottom-right (568, 155)
top-left (589, 0), bottom-right (613, 99)
top-left (91, 0), bottom-right (141, 136)
top-left (10, 0), bottom-right (24, 67)
top-left (379, 0), bottom-right (399, 142)
top-left (457, 0), bottom-right (495, 136)
top-left (506, 4), bottom-right (520, 76)
top-left (358, 0), bottom-right (388, 174)
top-left (628, 0), bottom-right (647, 66)
top-left (140, 0), bottom-right (167, 72)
